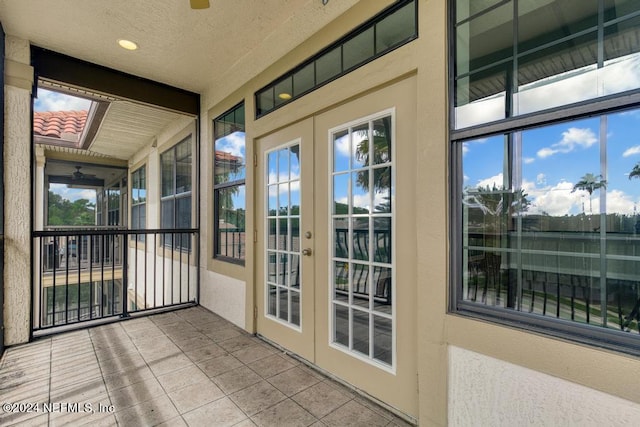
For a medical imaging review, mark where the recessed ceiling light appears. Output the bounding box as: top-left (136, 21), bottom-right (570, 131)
top-left (117, 39), bottom-right (138, 51)
top-left (278, 93), bottom-right (292, 100)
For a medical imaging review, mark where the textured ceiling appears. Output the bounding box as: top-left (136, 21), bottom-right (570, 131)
top-left (0, 0), bottom-right (359, 94)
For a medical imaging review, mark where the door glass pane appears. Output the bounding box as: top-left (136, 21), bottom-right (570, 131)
top-left (334, 174), bottom-right (349, 214)
top-left (265, 143), bottom-right (302, 329)
top-left (278, 288), bottom-right (289, 321)
top-left (334, 304), bottom-right (349, 347)
top-left (291, 291), bottom-right (300, 326)
top-left (334, 261), bottom-right (350, 303)
top-left (352, 218), bottom-right (369, 261)
top-left (268, 285), bottom-right (277, 316)
top-left (334, 130), bottom-right (350, 172)
top-left (352, 309), bottom-right (370, 356)
top-left (331, 114), bottom-right (394, 367)
top-left (333, 219), bottom-right (349, 258)
top-left (352, 263), bottom-right (369, 309)
top-left (373, 315), bottom-right (392, 365)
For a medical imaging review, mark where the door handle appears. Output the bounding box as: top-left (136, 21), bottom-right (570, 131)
top-left (302, 248), bottom-right (312, 256)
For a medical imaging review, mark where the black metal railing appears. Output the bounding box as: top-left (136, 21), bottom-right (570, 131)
top-left (33, 228), bottom-right (199, 331)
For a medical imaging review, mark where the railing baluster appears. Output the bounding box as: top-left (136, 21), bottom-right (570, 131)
top-left (77, 233), bottom-right (81, 323)
top-left (179, 233), bottom-right (183, 303)
top-left (33, 228), bottom-right (199, 332)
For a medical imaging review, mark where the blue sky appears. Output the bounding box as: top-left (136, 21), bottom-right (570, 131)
top-left (36, 88), bottom-right (96, 204)
top-left (35, 88), bottom-right (91, 112)
top-left (463, 109), bottom-right (640, 216)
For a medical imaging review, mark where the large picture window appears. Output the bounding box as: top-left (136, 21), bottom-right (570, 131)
top-left (213, 103), bottom-right (246, 263)
top-left (161, 136), bottom-right (192, 250)
top-left (452, 0), bottom-right (640, 352)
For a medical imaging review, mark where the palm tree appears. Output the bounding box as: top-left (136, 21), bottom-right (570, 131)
top-left (629, 163), bottom-right (640, 180)
top-left (572, 173), bottom-right (606, 213)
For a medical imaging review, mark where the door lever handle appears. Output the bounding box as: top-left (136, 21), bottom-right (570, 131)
top-left (302, 248), bottom-right (312, 256)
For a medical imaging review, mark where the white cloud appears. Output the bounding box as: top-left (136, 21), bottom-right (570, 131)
top-left (536, 173), bottom-right (546, 185)
top-left (476, 173), bottom-right (504, 189)
top-left (623, 146), bottom-right (640, 157)
top-left (524, 157), bottom-right (535, 164)
top-left (537, 127), bottom-right (598, 158)
top-left (35, 89), bottom-right (91, 112)
top-left (526, 180), bottom-right (579, 216)
top-left (216, 132), bottom-right (245, 159)
top-left (49, 184), bottom-right (96, 203)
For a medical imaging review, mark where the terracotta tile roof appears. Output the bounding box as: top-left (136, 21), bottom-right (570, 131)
top-left (215, 150), bottom-right (242, 163)
top-left (33, 110), bottom-right (88, 139)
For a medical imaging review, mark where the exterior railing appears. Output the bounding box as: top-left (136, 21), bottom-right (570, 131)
top-left (33, 228), bottom-right (199, 331)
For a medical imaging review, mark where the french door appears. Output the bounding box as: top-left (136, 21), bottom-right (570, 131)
top-left (255, 77), bottom-right (418, 418)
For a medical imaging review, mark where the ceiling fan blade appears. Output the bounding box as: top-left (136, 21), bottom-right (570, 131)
top-left (190, 0), bottom-right (210, 9)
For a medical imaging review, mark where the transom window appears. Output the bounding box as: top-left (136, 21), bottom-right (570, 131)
top-left (330, 111), bottom-right (395, 369)
top-left (255, 0), bottom-right (417, 118)
top-left (452, 0), bottom-right (640, 353)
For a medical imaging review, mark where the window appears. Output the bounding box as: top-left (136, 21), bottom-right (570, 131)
top-left (213, 103), bottom-right (246, 263)
top-left (452, 0), bottom-right (640, 353)
top-left (107, 185), bottom-right (120, 226)
top-left (161, 136), bottom-right (192, 250)
top-left (131, 166), bottom-right (146, 240)
top-left (330, 111), bottom-right (394, 369)
top-left (255, 0), bottom-right (417, 117)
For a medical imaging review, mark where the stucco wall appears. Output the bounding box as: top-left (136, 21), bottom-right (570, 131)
top-left (3, 36), bottom-right (32, 346)
top-left (199, 270), bottom-right (245, 329)
top-left (448, 346), bottom-right (640, 426)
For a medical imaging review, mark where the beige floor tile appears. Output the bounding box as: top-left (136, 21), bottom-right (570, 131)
top-left (198, 354), bottom-right (243, 378)
top-left (109, 376), bottom-right (166, 410)
top-left (217, 335), bottom-right (259, 353)
top-left (156, 415), bottom-right (188, 427)
top-left (229, 380), bottom-right (287, 416)
top-left (213, 366), bottom-right (262, 395)
top-left (115, 394), bottom-right (180, 426)
top-left (291, 381), bottom-right (352, 419)
top-left (0, 410), bottom-right (49, 427)
top-left (320, 400), bottom-right (390, 427)
top-left (247, 354), bottom-right (297, 379)
top-left (168, 380), bottom-right (225, 414)
top-left (267, 367), bottom-right (321, 397)
top-left (232, 344), bottom-right (277, 364)
top-left (251, 399), bottom-right (317, 427)
top-left (98, 351), bottom-right (147, 375)
top-left (205, 327), bottom-right (244, 342)
top-left (182, 397), bottom-right (247, 427)
top-left (182, 342), bottom-right (227, 363)
top-left (102, 365), bottom-right (155, 392)
top-left (148, 352), bottom-right (193, 376)
top-left (156, 365), bottom-right (210, 393)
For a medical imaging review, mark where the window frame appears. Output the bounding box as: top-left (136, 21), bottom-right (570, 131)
top-left (213, 102), bottom-right (246, 265)
top-left (160, 135), bottom-right (193, 251)
top-left (130, 165), bottom-right (146, 241)
top-left (449, 0), bottom-right (640, 355)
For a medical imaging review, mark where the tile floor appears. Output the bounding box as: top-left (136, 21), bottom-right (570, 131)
top-left (0, 307), bottom-right (413, 426)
